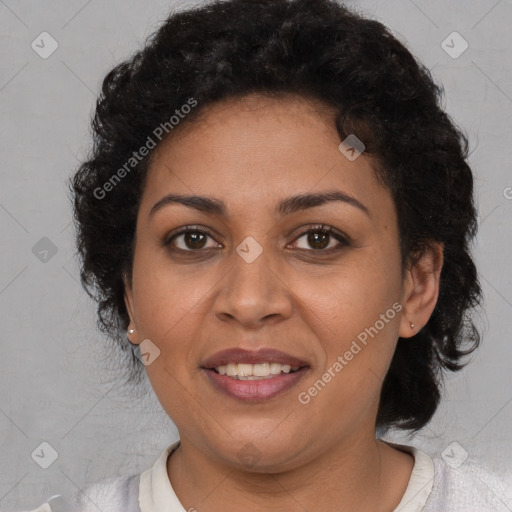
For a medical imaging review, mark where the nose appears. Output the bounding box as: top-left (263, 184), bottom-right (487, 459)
top-left (213, 244), bottom-right (294, 329)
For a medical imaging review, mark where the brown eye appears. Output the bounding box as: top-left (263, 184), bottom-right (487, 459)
top-left (165, 226), bottom-right (220, 251)
top-left (291, 225), bottom-right (349, 251)
top-left (178, 231), bottom-right (208, 250)
top-left (306, 231), bottom-right (330, 250)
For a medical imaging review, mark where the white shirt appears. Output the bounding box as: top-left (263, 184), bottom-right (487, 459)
top-left (21, 440), bottom-right (511, 511)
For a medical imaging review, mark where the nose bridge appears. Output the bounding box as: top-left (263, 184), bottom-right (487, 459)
top-left (214, 238), bottom-right (292, 325)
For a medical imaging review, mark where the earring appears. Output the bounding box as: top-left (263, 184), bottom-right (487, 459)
top-left (127, 328), bottom-right (138, 349)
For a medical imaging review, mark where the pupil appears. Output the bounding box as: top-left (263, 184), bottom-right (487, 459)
top-left (309, 231), bottom-right (328, 249)
top-left (186, 232), bottom-right (206, 249)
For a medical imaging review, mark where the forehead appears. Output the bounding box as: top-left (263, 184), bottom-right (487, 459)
top-left (141, 93), bottom-right (390, 221)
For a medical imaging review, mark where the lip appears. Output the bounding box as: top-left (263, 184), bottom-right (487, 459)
top-left (200, 347), bottom-right (310, 402)
top-left (202, 366), bottom-right (310, 402)
top-left (201, 348), bottom-right (310, 369)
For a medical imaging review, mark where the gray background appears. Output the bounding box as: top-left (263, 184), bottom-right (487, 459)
top-left (1, 0), bottom-right (511, 510)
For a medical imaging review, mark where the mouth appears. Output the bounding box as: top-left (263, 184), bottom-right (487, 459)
top-left (200, 348), bottom-right (310, 401)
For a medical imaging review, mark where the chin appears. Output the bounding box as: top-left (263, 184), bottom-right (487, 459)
top-left (210, 433), bottom-right (308, 473)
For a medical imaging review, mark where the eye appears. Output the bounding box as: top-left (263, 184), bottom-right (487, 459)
top-left (290, 224), bottom-right (349, 251)
top-left (165, 225), bottom-right (221, 251)
top-left (164, 224), bottom-right (350, 253)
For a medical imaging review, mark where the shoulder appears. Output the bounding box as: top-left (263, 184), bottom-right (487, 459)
top-left (424, 452), bottom-right (512, 511)
top-left (22, 473), bottom-right (141, 512)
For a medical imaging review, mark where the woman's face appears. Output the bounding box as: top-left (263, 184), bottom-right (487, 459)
top-left (124, 93), bottom-right (423, 470)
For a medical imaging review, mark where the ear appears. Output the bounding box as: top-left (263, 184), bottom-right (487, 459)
top-left (398, 242), bottom-right (444, 338)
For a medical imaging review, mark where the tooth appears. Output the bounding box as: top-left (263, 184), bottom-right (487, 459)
top-left (237, 363), bottom-right (253, 376)
top-left (214, 362), bottom-right (300, 377)
top-left (253, 363), bottom-right (271, 377)
top-left (270, 363), bottom-right (282, 375)
top-left (226, 363), bottom-right (237, 376)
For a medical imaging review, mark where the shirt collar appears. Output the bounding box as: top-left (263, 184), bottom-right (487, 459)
top-left (384, 441), bottom-right (435, 511)
top-left (139, 439), bottom-right (185, 512)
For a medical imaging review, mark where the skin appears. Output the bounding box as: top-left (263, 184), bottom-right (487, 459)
top-left (123, 93), bottom-right (443, 511)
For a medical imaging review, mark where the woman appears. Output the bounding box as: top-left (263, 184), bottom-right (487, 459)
top-left (23, 0), bottom-right (509, 510)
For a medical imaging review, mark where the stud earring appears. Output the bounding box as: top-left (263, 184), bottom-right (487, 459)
top-left (127, 328), bottom-right (138, 349)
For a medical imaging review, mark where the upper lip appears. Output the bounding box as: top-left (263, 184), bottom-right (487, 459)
top-left (201, 348), bottom-right (309, 369)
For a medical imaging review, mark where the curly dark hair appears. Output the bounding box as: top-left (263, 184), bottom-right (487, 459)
top-left (70, 0), bottom-right (482, 432)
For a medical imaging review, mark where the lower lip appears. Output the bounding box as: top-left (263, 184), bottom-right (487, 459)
top-left (202, 367), bottom-right (309, 402)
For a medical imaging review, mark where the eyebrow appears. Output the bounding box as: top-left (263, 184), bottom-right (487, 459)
top-left (148, 190), bottom-right (370, 219)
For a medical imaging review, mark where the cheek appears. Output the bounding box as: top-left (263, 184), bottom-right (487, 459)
top-left (303, 255), bottom-right (401, 336)
top-left (296, 260), bottom-right (402, 404)
top-left (131, 243), bottom-right (210, 336)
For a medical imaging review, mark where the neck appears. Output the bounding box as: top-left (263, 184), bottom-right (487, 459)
top-left (166, 432), bottom-right (414, 512)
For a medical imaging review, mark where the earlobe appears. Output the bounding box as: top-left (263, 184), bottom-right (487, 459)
top-left (398, 242), bottom-right (444, 339)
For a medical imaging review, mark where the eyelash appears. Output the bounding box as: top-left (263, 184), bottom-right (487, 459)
top-left (164, 224), bottom-right (350, 254)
